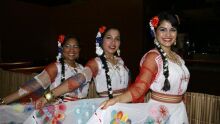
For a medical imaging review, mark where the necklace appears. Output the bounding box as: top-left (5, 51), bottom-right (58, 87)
top-left (104, 55), bottom-right (115, 60)
top-left (66, 63), bottom-right (79, 74)
top-left (104, 55), bottom-right (117, 65)
top-left (166, 52), bottom-right (182, 66)
top-left (107, 60), bottom-right (124, 84)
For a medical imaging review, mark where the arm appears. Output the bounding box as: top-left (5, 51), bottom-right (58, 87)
top-left (101, 52), bottom-right (158, 109)
top-left (1, 79), bottom-right (42, 104)
top-left (35, 71), bottom-right (88, 109)
top-left (1, 63), bottom-right (57, 104)
top-left (51, 59), bottom-right (98, 97)
top-left (35, 59), bottom-right (97, 109)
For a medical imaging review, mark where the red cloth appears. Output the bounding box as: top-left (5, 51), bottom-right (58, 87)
top-left (130, 66), bottom-right (156, 103)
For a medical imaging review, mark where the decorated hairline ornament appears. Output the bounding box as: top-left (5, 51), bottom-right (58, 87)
top-left (99, 26), bottom-right (106, 33)
top-left (150, 16), bottom-right (159, 28)
top-left (96, 26), bottom-right (106, 56)
top-left (56, 34), bottom-right (65, 62)
top-left (58, 34), bottom-right (65, 44)
top-left (149, 16), bottom-right (159, 37)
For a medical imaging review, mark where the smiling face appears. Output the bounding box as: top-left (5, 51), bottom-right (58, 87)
top-left (155, 20), bottom-right (177, 50)
top-left (102, 28), bottom-right (121, 56)
top-left (62, 38), bottom-right (80, 64)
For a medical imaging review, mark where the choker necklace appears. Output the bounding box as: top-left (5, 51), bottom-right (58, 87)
top-left (104, 55), bottom-right (117, 65)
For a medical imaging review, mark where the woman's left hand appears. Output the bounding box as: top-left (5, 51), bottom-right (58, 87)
top-left (100, 97), bottom-right (119, 110)
top-left (35, 97), bottom-right (47, 109)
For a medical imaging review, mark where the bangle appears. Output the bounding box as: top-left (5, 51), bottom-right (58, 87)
top-left (44, 91), bottom-right (55, 102)
top-left (0, 98), bottom-right (5, 105)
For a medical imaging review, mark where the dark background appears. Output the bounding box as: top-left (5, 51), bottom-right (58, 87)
top-left (0, 0), bottom-right (220, 95)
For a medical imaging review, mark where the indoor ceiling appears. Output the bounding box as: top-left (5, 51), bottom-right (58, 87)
top-left (17, 0), bottom-right (86, 6)
top-left (17, 0), bottom-right (220, 8)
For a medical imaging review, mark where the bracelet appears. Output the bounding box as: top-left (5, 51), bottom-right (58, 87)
top-left (43, 91), bottom-right (55, 102)
top-left (0, 98), bottom-right (5, 105)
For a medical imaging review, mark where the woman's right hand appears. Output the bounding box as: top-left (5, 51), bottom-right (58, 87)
top-left (35, 97), bottom-right (47, 109)
top-left (101, 97), bottom-right (119, 109)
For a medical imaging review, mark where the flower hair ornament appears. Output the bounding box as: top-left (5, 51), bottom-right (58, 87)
top-left (56, 34), bottom-right (65, 62)
top-left (149, 16), bottom-right (159, 37)
top-left (96, 26), bottom-right (106, 56)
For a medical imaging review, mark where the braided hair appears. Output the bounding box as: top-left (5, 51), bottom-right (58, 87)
top-left (149, 11), bottom-right (179, 91)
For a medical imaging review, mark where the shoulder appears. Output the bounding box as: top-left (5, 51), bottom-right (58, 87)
top-left (85, 58), bottom-right (100, 76)
top-left (45, 62), bottom-right (58, 70)
top-left (173, 52), bottom-right (185, 64)
top-left (86, 58), bottom-right (98, 65)
top-left (85, 58), bottom-right (99, 69)
top-left (140, 49), bottom-right (160, 66)
top-left (45, 62), bottom-right (58, 74)
top-left (76, 62), bottom-right (84, 69)
top-left (115, 56), bottom-right (124, 65)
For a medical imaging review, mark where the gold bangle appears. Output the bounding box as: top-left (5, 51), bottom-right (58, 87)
top-left (44, 91), bottom-right (55, 102)
top-left (0, 98), bottom-right (5, 105)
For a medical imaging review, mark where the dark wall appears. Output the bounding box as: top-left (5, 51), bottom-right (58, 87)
top-left (1, 0), bottom-right (50, 61)
top-left (0, 0), bottom-right (144, 76)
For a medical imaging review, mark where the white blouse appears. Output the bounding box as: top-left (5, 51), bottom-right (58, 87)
top-left (93, 57), bottom-right (129, 93)
top-left (140, 50), bottom-right (190, 95)
top-left (50, 62), bottom-right (89, 98)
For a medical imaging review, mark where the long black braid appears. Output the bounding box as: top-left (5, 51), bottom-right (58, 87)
top-left (154, 40), bottom-right (170, 91)
top-left (59, 57), bottom-right (66, 100)
top-left (60, 57), bottom-right (65, 83)
top-left (99, 54), bottom-right (113, 99)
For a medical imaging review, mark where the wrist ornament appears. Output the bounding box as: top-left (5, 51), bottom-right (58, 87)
top-left (0, 98), bottom-right (5, 105)
top-left (44, 91), bottom-right (55, 102)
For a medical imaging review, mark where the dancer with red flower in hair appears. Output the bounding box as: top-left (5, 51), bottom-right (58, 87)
top-left (88, 11), bottom-right (190, 124)
top-left (0, 34), bottom-right (89, 105)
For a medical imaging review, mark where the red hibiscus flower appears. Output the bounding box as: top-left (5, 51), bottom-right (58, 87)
top-left (151, 16), bottom-right (159, 28)
top-left (99, 26), bottom-right (106, 33)
top-left (58, 34), bottom-right (65, 44)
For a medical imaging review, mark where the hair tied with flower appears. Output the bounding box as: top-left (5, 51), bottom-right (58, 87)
top-left (96, 26), bottom-right (106, 56)
top-left (58, 34), bottom-right (65, 44)
top-left (149, 16), bottom-right (159, 37)
top-left (56, 34), bottom-right (65, 62)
